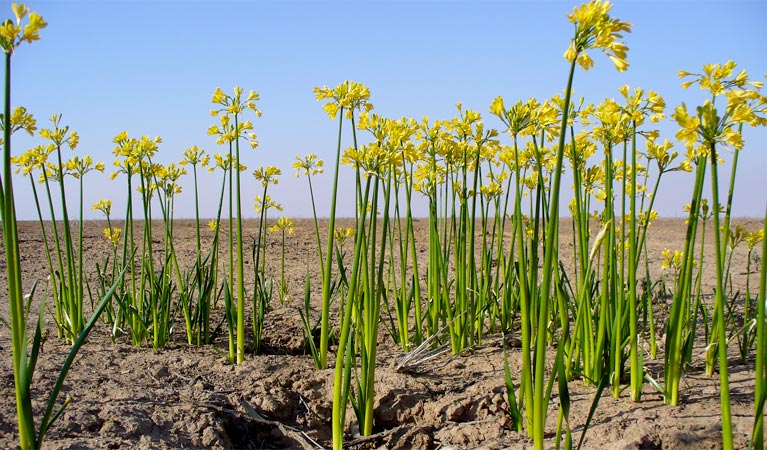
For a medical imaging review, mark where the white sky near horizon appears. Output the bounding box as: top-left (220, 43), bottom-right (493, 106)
top-left (4, 0), bottom-right (766, 222)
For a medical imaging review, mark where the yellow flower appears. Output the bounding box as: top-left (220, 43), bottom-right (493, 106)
top-left (0, 3), bottom-right (46, 54)
top-left (92, 199), bottom-right (112, 217)
top-left (104, 227), bottom-right (121, 245)
top-left (12, 143), bottom-right (53, 176)
top-left (313, 81), bottom-right (374, 120)
top-left (209, 152), bottom-right (232, 173)
top-left (254, 194), bottom-right (282, 214)
top-left (565, 0), bottom-right (631, 72)
top-left (645, 139), bottom-right (677, 172)
top-left (660, 248), bottom-right (682, 271)
top-left (294, 153), bottom-right (324, 177)
top-left (639, 209), bottom-right (658, 227)
top-left (269, 216), bottom-right (295, 235)
top-left (728, 225), bottom-right (749, 250)
top-left (253, 165), bottom-right (281, 187)
top-left (480, 178), bottom-right (503, 201)
top-left (746, 228), bottom-right (764, 251)
top-left (0, 106), bottom-right (36, 146)
top-left (334, 227), bottom-right (355, 247)
top-left (618, 85), bottom-right (666, 125)
top-left (65, 155), bottom-right (104, 179)
top-left (209, 86), bottom-right (261, 148)
top-left (180, 145), bottom-right (209, 167)
top-left (208, 220), bottom-right (218, 232)
top-left (675, 62), bottom-right (766, 151)
top-left (490, 97), bottom-right (531, 138)
top-left (40, 114), bottom-right (80, 149)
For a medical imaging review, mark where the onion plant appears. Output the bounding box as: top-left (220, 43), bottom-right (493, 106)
top-left (333, 109), bottom-right (408, 448)
top-left (110, 133), bottom-right (173, 347)
top-left (1, 6), bottom-right (123, 449)
top-left (314, 81), bottom-right (373, 370)
top-left (488, 2), bottom-right (632, 447)
top-left (209, 86), bottom-right (261, 363)
top-left (385, 117), bottom-right (422, 350)
top-left (91, 199), bottom-right (121, 335)
top-left (671, 61), bottom-right (766, 450)
top-left (269, 216), bottom-right (294, 304)
top-left (293, 153), bottom-right (325, 271)
top-left (177, 146), bottom-right (219, 346)
top-left (16, 114), bottom-right (103, 344)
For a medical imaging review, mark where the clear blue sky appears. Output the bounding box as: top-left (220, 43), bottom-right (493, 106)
top-left (6, 0), bottom-right (766, 220)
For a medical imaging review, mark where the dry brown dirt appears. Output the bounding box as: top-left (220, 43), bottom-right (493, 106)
top-left (0, 217), bottom-right (764, 449)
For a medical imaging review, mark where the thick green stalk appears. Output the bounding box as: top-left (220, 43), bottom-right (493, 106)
top-left (665, 157), bottom-right (706, 405)
top-left (235, 115), bottom-right (246, 364)
top-left (192, 163), bottom-right (202, 266)
top-left (54, 143), bottom-right (80, 342)
top-left (362, 173), bottom-right (390, 436)
top-left (511, 137), bottom-right (534, 436)
top-left (393, 176), bottom-right (410, 349)
top-left (227, 142), bottom-right (234, 315)
top-left (405, 164), bottom-right (423, 345)
top-left (595, 144), bottom-right (615, 385)
top-left (2, 49), bottom-right (36, 450)
top-left (332, 176), bottom-right (372, 450)
top-left (77, 175), bottom-right (85, 338)
top-left (467, 143), bottom-right (482, 347)
top-left (708, 142), bottom-right (733, 449)
top-left (534, 58), bottom-right (576, 450)
top-left (252, 183), bottom-right (269, 352)
top-left (753, 204), bottom-right (766, 450)
top-left (319, 109), bottom-right (344, 369)
top-left (628, 122), bottom-right (641, 402)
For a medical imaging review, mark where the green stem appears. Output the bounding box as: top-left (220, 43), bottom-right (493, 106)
top-left (235, 115), bottom-right (246, 364)
top-left (535, 58), bottom-right (576, 450)
top-left (2, 49), bottom-right (36, 450)
top-left (319, 109), bottom-right (345, 369)
top-left (753, 204), bottom-right (767, 450)
top-left (708, 142), bottom-right (733, 450)
top-left (628, 121), bottom-right (641, 402)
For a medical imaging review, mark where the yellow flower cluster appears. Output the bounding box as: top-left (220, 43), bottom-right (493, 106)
top-left (209, 87), bottom-right (261, 149)
top-left (564, 0), bottom-right (631, 72)
top-left (91, 199), bottom-right (112, 217)
top-left (110, 132), bottom-right (162, 179)
top-left (674, 61), bottom-right (766, 154)
top-left (12, 144), bottom-right (51, 176)
top-left (153, 163), bottom-right (186, 196)
top-left (314, 81), bottom-right (374, 120)
top-left (65, 155), bottom-right (104, 179)
top-left (254, 194), bottom-right (282, 214)
top-left (39, 114), bottom-right (79, 149)
top-left (0, 3), bottom-right (46, 54)
top-left (334, 227), bottom-right (355, 247)
top-left (180, 145), bottom-right (209, 167)
top-left (746, 228), bottom-right (764, 251)
top-left (253, 165), bottom-right (281, 187)
top-left (660, 248), bottom-right (683, 271)
top-left (103, 227), bottom-right (121, 246)
top-left (293, 153), bottom-right (324, 177)
top-left (0, 106), bottom-right (36, 145)
top-left (269, 216), bottom-right (295, 234)
top-left (342, 114), bottom-right (418, 176)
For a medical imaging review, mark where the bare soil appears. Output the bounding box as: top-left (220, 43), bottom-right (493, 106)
top-left (0, 217), bottom-right (764, 449)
